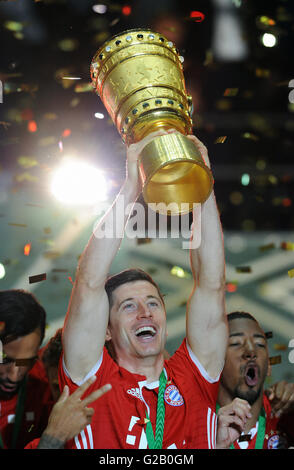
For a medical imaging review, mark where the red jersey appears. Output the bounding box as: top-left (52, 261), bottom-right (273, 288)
top-left (59, 338), bottom-right (220, 449)
top-left (232, 393), bottom-right (293, 449)
top-left (0, 359), bottom-right (53, 449)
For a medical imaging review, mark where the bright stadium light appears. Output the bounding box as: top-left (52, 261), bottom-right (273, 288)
top-left (261, 33), bottom-right (277, 48)
top-left (51, 159), bottom-right (108, 205)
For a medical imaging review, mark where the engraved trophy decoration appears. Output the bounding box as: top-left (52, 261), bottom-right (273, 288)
top-left (90, 29), bottom-right (213, 215)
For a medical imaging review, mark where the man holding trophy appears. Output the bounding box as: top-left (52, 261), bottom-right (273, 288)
top-left (58, 30), bottom-right (229, 449)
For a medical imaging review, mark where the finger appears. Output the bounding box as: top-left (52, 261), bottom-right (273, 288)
top-left (275, 381), bottom-right (286, 400)
top-left (219, 415), bottom-right (245, 432)
top-left (82, 383), bottom-right (112, 407)
top-left (265, 387), bottom-right (275, 401)
top-left (57, 385), bottom-right (69, 403)
top-left (71, 375), bottom-right (97, 400)
top-left (84, 407), bottom-right (95, 417)
top-left (274, 391), bottom-right (294, 417)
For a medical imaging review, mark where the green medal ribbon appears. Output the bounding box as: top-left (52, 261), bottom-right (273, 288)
top-left (216, 402), bottom-right (266, 449)
top-left (0, 376), bottom-right (28, 449)
top-left (145, 370), bottom-right (167, 449)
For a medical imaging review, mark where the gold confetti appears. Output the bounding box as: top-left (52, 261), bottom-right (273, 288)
top-left (269, 355), bottom-right (282, 365)
top-left (136, 238), bottom-right (152, 245)
top-left (8, 222), bottom-right (27, 228)
top-left (214, 136), bottom-right (227, 144)
top-left (17, 157), bottom-right (38, 169)
top-left (273, 344), bottom-right (287, 351)
top-left (29, 273), bottom-right (47, 284)
top-left (259, 243), bottom-right (275, 252)
top-left (255, 68), bottom-right (271, 78)
top-left (236, 266), bottom-right (252, 273)
top-left (242, 132), bottom-right (259, 141)
top-left (223, 88), bottom-right (239, 97)
top-left (257, 16), bottom-right (276, 26)
top-left (288, 269), bottom-right (294, 278)
top-left (15, 173), bottom-right (38, 183)
top-left (28, 424), bottom-right (34, 433)
top-left (74, 82), bottom-right (93, 93)
top-left (43, 251), bottom-right (61, 259)
top-left (281, 242), bottom-right (294, 251)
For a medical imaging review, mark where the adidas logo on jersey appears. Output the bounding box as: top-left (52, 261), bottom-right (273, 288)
top-left (126, 388), bottom-right (144, 401)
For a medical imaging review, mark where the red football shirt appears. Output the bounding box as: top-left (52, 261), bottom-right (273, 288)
top-left (232, 393), bottom-right (293, 449)
top-left (0, 359), bottom-right (53, 449)
top-left (59, 338), bottom-right (220, 449)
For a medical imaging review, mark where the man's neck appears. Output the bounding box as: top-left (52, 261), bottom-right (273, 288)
top-left (218, 386), bottom-right (264, 433)
top-left (117, 353), bottom-right (165, 384)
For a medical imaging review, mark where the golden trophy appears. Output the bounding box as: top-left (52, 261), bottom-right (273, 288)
top-left (90, 29), bottom-right (213, 215)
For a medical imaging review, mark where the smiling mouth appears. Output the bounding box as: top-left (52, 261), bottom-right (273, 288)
top-left (135, 326), bottom-right (157, 341)
top-left (244, 364), bottom-right (259, 387)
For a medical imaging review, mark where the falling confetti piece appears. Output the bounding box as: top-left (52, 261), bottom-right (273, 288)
top-left (242, 132), bottom-right (259, 141)
top-left (15, 172), bottom-right (39, 183)
top-left (288, 269), bottom-right (294, 278)
top-left (257, 16), bottom-right (276, 26)
top-left (122, 5), bottom-right (132, 16)
top-left (29, 273), bottom-right (47, 284)
top-left (52, 268), bottom-right (68, 273)
top-left (58, 38), bottom-right (79, 52)
top-left (4, 21), bottom-right (24, 32)
top-left (62, 129), bottom-right (71, 137)
top-left (17, 156), bottom-right (38, 169)
top-left (68, 276), bottom-right (74, 285)
top-left (170, 266), bottom-right (191, 279)
top-left (259, 243), bottom-right (275, 252)
top-left (28, 424), bottom-right (34, 433)
top-left (214, 136), bottom-right (227, 144)
top-left (281, 242), bottom-right (294, 251)
top-left (223, 88), bottom-right (239, 97)
top-left (0, 321), bottom-right (5, 332)
top-left (24, 243), bottom-right (31, 256)
top-left (236, 266), bottom-right (252, 273)
top-left (189, 11), bottom-right (205, 22)
top-left (273, 344), bottom-right (287, 351)
top-left (43, 251), bottom-right (61, 259)
top-left (269, 355), bottom-right (282, 365)
top-left (255, 68), bottom-right (270, 78)
top-left (74, 82), bottom-right (93, 93)
top-left (136, 238), bottom-right (152, 245)
top-left (27, 120), bottom-right (37, 133)
top-left (265, 331), bottom-right (273, 339)
top-left (226, 283), bottom-right (238, 293)
top-left (8, 223), bottom-right (27, 228)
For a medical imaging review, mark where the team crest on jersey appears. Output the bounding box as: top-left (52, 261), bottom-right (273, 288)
top-left (267, 434), bottom-right (280, 449)
top-left (164, 385), bottom-right (184, 407)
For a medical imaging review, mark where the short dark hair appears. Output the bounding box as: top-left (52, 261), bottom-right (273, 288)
top-left (0, 289), bottom-right (46, 344)
top-left (227, 311), bottom-right (258, 323)
top-left (105, 268), bottom-right (164, 309)
top-left (42, 329), bottom-right (62, 368)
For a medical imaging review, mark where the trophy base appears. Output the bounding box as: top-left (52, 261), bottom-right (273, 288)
top-left (140, 133), bottom-right (213, 215)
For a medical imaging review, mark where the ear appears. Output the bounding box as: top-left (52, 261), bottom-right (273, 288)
top-left (105, 326), bottom-right (112, 342)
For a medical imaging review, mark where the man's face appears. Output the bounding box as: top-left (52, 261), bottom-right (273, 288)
top-left (220, 318), bottom-right (270, 405)
top-left (0, 329), bottom-right (41, 399)
top-left (106, 280), bottom-right (167, 362)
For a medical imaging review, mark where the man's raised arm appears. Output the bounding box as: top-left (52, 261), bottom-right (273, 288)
top-left (186, 135), bottom-right (228, 380)
top-left (63, 131), bottom-right (168, 383)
